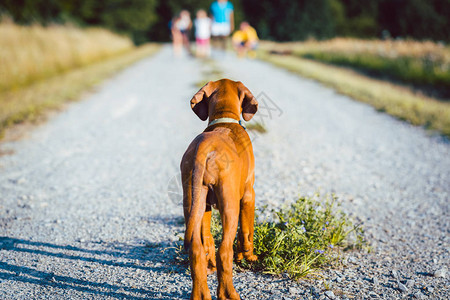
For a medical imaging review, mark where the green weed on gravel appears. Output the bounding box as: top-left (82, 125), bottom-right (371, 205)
top-left (194, 59), bottom-right (224, 89)
top-left (211, 194), bottom-right (365, 279)
top-left (175, 194), bottom-right (365, 279)
top-left (245, 121), bottom-right (267, 133)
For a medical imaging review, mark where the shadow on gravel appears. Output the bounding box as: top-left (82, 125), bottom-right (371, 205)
top-left (0, 236), bottom-right (190, 299)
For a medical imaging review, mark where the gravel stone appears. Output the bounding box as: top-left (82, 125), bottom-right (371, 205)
top-left (0, 46), bottom-right (449, 299)
top-left (372, 277), bottom-right (379, 286)
top-left (406, 279), bottom-right (415, 288)
top-left (369, 291), bottom-right (378, 298)
top-left (324, 290), bottom-right (335, 299)
top-left (398, 282), bottom-right (408, 293)
top-left (433, 266), bottom-right (447, 278)
top-left (347, 256), bottom-right (357, 264)
top-left (413, 291), bottom-right (426, 299)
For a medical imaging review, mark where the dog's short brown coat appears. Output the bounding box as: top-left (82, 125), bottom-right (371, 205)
top-left (181, 79), bottom-right (258, 300)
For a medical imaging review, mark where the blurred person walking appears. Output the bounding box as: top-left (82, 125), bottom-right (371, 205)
top-left (210, 0), bottom-right (234, 51)
top-left (171, 10), bottom-right (193, 57)
top-left (232, 21), bottom-right (259, 58)
top-left (171, 14), bottom-right (183, 57)
top-left (194, 10), bottom-right (212, 58)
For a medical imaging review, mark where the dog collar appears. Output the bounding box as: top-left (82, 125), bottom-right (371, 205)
top-left (208, 118), bottom-right (246, 130)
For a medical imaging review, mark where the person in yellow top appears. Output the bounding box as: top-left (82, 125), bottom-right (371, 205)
top-left (232, 21), bottom-right (259, 57)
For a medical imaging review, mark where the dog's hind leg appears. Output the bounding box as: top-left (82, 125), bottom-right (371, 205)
top-left (189, 186), bottom-right (212, 300)
top-left (216, 185), bottom-right (241, 300)
top-left (236, 186), bottom-right (258, 262)
top-left (202, 199), bottom-right (216, 274)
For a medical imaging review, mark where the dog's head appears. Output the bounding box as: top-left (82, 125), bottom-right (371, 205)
top-left (190, 79), bottom-right (258, 122)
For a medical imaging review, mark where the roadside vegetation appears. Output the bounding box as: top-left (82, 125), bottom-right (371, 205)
top-left (264, 38), bottom-right (450, 98)
top-left (259, 40), bottom-right (450, 138)
top-left (0, 20), bottom-right (134, 91)
top-left (210, 194), bottom-right (365, 279)
top-left (0, 21), bottom-right (160, 138)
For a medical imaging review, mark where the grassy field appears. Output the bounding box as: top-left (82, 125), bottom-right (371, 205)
top-left (0, 22), bottom-right (160, 138)
top-left (261, 38), bottom-right (450, 98)
top-left (0, 20), bottom-right (134, 92)
top-left (259, 40), bottom-right (450, 138)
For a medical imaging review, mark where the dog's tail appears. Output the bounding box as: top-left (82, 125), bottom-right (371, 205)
top-left (184, 142), bottom-right (209, 251)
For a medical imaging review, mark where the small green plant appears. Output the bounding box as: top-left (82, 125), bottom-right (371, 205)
top-left (194, 60), bottom-right (224, 88)
top-left (212, 194), bottom-right (365, 279)
top-left (173, 243), bottom-right (190, 267)
top-left (246, 121), bottom-right (267, 133)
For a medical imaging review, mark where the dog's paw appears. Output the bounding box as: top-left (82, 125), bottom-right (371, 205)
top-left (207, 266), bottom-right (217, 275)
top-left (244, 253), bottom-right (258, 262)
top-left (218, 287), bottom-right (241, 300)
top-left (236, 251), bottom-right (257, 262)
top-left (190, 282), bottom-right (212, 300)
top-left (236, 252), bottom-right (244, 261)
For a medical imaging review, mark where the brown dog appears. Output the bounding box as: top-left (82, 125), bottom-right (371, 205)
top-left (181, 79), bottom-right (259, 300)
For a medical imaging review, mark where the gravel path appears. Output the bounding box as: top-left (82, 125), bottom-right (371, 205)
top-left (0, 46), bottom-right (449, 299)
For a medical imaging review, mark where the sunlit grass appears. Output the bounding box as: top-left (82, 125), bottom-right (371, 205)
top-left (258, 48), bottom-right (450, 137)
top-left (262, 38), bottom-right (449, 60)
top-left (261, 38), bottom-right (450, 97)
top-left (0, 44), bottom-right (160, 138)
top-left (0, 20), bottom-right (134, 92)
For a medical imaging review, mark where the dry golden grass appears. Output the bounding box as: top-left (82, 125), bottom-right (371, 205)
top-left (0, 44), bottom-right (160, 138)
top-left (259, 50), bottom-right (450, 137)
top-left (0, 20), bottom-right (134, 91)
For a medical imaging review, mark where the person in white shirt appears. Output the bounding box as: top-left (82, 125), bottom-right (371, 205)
top-left (194, 10), bottom-right (212, 58)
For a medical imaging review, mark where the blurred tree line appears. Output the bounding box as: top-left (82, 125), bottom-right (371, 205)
top-left (242, 0), bottom-right (450, 41)
top-left (1, 0), bottom-right (449, 43)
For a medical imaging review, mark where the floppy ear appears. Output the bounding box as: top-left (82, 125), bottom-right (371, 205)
top-left (190, 82), bottom-right (213, 121)
top-left (239, 82), bottom-right (258, 121)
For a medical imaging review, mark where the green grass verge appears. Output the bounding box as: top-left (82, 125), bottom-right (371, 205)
top-left (0, 44), bottom-right (161, 138)
top-left (259, 52), bottom-right (450, 138)
top-left (210, 194), bottom-right (365, 279)
top-left (297, 51), bottom-right (450, 93)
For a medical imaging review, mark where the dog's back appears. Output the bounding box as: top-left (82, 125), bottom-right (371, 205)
top-left (182, 122), bottom-right (254, 196)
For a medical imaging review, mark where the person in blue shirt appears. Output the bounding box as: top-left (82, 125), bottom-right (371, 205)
top-left (210, 0), bottom-right (234, 50)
